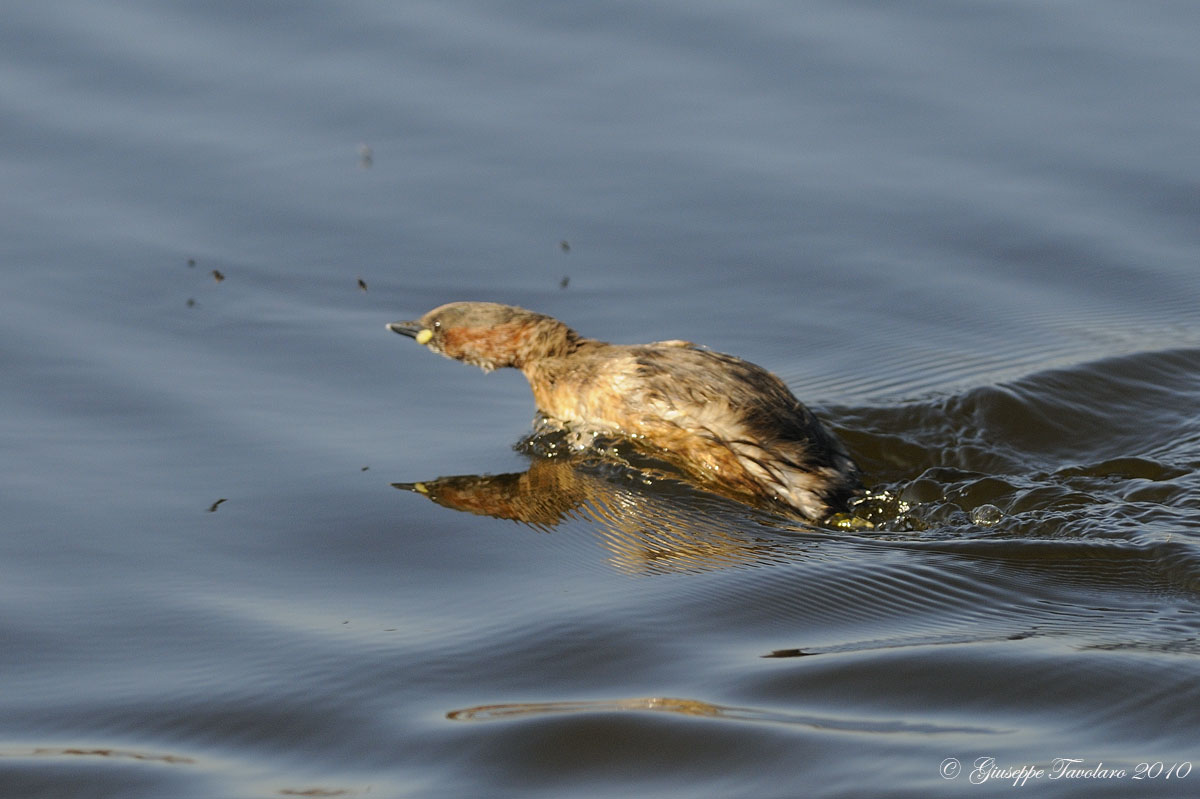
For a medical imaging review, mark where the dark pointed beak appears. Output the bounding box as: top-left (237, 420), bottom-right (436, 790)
top-left (387, 321), bottom-right (422, 338)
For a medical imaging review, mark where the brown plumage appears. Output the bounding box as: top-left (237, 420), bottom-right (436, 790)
top-left (388, 302), bottom-right (861, 520)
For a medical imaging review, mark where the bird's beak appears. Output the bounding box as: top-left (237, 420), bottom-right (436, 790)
top-left (387, 321), bottom-right (423, 338)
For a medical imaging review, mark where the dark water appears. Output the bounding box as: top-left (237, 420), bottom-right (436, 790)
top-left (3, 1), bottom-right (1200, 797)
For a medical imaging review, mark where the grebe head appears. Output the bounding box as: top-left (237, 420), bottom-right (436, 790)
top-left (388, 301), bottom-right (580, 372)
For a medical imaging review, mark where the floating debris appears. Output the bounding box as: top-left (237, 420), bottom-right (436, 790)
top-left (358, 144), bottom-right (373, 169)
top-left (186, 258), bottom-right (196, 268)
top-left (560, 275), bottom-right (570, 289)
top-left (559, 240), bottom-right (570, 252)
top-left (361, 466), bottom-right (370, 471)
top-left (207, 498), bottom-right (227, 513)
top-left (357, 277), bottom-right (368, 292)
top-left (186, 298), bottom-right (196, 308)
top-left (212, 269), bottom-right (225, 283)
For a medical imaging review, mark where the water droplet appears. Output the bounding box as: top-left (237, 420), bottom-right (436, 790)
top-left (971, 504), bottom-right (1003, 526)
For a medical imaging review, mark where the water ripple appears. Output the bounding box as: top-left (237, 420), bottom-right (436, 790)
top-left (447, 696), bottom-right (1001, 735)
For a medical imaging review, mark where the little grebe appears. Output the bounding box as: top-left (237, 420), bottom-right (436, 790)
top-left (388, 302), bottom-right (861, 520)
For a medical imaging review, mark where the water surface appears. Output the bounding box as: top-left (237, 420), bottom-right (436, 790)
top-left (2, 1), bottom-right (1199, 797)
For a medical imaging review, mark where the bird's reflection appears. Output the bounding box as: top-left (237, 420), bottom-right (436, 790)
top-left (393, 437), bottom-right (818, 574)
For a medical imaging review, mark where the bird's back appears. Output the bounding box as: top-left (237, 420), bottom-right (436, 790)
top-left (526, 340), bottom-right (861, 518)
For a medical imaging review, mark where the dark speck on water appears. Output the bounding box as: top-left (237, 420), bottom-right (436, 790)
top-left (3, 2), bottom-right (1200, 797)
top-left (762, 649), bottom-right (818, 658)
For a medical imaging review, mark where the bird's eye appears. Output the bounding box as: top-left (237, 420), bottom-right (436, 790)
top-left (433, 321), bottom-right (441, 329)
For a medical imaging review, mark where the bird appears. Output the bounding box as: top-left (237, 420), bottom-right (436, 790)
top-left (388, 302), bottom-right (861, 520)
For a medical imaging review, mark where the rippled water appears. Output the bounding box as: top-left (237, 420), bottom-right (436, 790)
top-left (3, 1), bottom-right (1200, 797)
